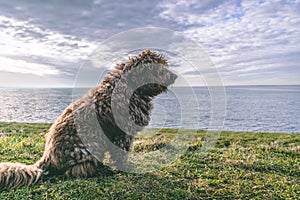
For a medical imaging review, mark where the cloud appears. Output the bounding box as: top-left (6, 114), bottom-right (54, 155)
top-left (0, 70), bottom-right (73, 88)
top-left (0, 57), bottom-right (59, 76)
top-left (0, 15), bottom-right (96, 60)
top-left (0, 0), bottom-right (173, 87)
top-left (0, 15), bottom-right (97, 83)
top-left (158, 0), bottom-right (300, 85)
top-left (0, 0), bottom-right (299, 87)
top-left (159, 0), bottom-right (227, 25)
top-left (0, 0), bottom-right (169, 40)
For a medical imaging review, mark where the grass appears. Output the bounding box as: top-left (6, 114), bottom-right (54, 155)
top-left (0, 122), bottom-right (299, 199)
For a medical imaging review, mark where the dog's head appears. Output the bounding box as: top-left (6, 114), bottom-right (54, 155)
top-left (133, 65), bottom-right (177, 98)
top-left (123, 49), bottom-right (177, 98)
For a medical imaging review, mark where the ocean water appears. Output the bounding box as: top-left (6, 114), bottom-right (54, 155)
top-left (0, 85), bottom-right (299, 133)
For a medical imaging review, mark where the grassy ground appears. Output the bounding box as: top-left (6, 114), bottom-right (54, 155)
top-left (0, 122), bottom-right (299, 199)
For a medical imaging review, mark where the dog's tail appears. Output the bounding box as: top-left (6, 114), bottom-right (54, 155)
top-left (0, 162), bottom-right (44, 190)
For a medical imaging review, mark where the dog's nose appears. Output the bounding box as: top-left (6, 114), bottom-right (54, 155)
top-left (170, 72), bottom-right (178, 82)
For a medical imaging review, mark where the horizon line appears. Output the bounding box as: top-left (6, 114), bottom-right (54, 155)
top-left (1, 84), bottom-right (300, 89)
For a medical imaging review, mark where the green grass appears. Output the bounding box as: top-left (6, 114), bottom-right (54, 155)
top-left (0, 122), bottom-right (299, 199)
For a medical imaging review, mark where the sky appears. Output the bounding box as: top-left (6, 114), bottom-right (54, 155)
top-left (0, 0), bottom-right (299, 87)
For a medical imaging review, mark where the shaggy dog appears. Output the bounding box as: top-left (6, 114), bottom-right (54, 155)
top-left (0, 49), bottom-right (177, 190)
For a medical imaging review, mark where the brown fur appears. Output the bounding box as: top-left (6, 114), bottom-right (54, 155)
top-left (0, 49), bottom-right (177, 190)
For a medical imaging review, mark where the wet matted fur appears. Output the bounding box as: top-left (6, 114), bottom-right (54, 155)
top-left (0, 49), bottom-right (177, 190)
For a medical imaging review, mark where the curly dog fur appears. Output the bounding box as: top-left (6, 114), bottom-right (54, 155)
top-left (0, 49), bottom-right (177, 190)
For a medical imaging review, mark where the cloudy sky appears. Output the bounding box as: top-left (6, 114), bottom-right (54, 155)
top-left (0, 0), bottom-right (299, 87)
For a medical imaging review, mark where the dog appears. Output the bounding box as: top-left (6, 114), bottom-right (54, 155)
top-left (0, 49), bottom-right (177, 190)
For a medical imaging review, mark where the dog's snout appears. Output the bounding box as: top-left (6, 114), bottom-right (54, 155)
top-left (170, 72), bottom-right (177, 82)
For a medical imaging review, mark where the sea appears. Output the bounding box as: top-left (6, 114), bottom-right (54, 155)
top-left (0, 85), bottom-right (299, 133)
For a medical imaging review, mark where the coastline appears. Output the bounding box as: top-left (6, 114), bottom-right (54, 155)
top-left (0, 121), bottom-right (299, 134)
